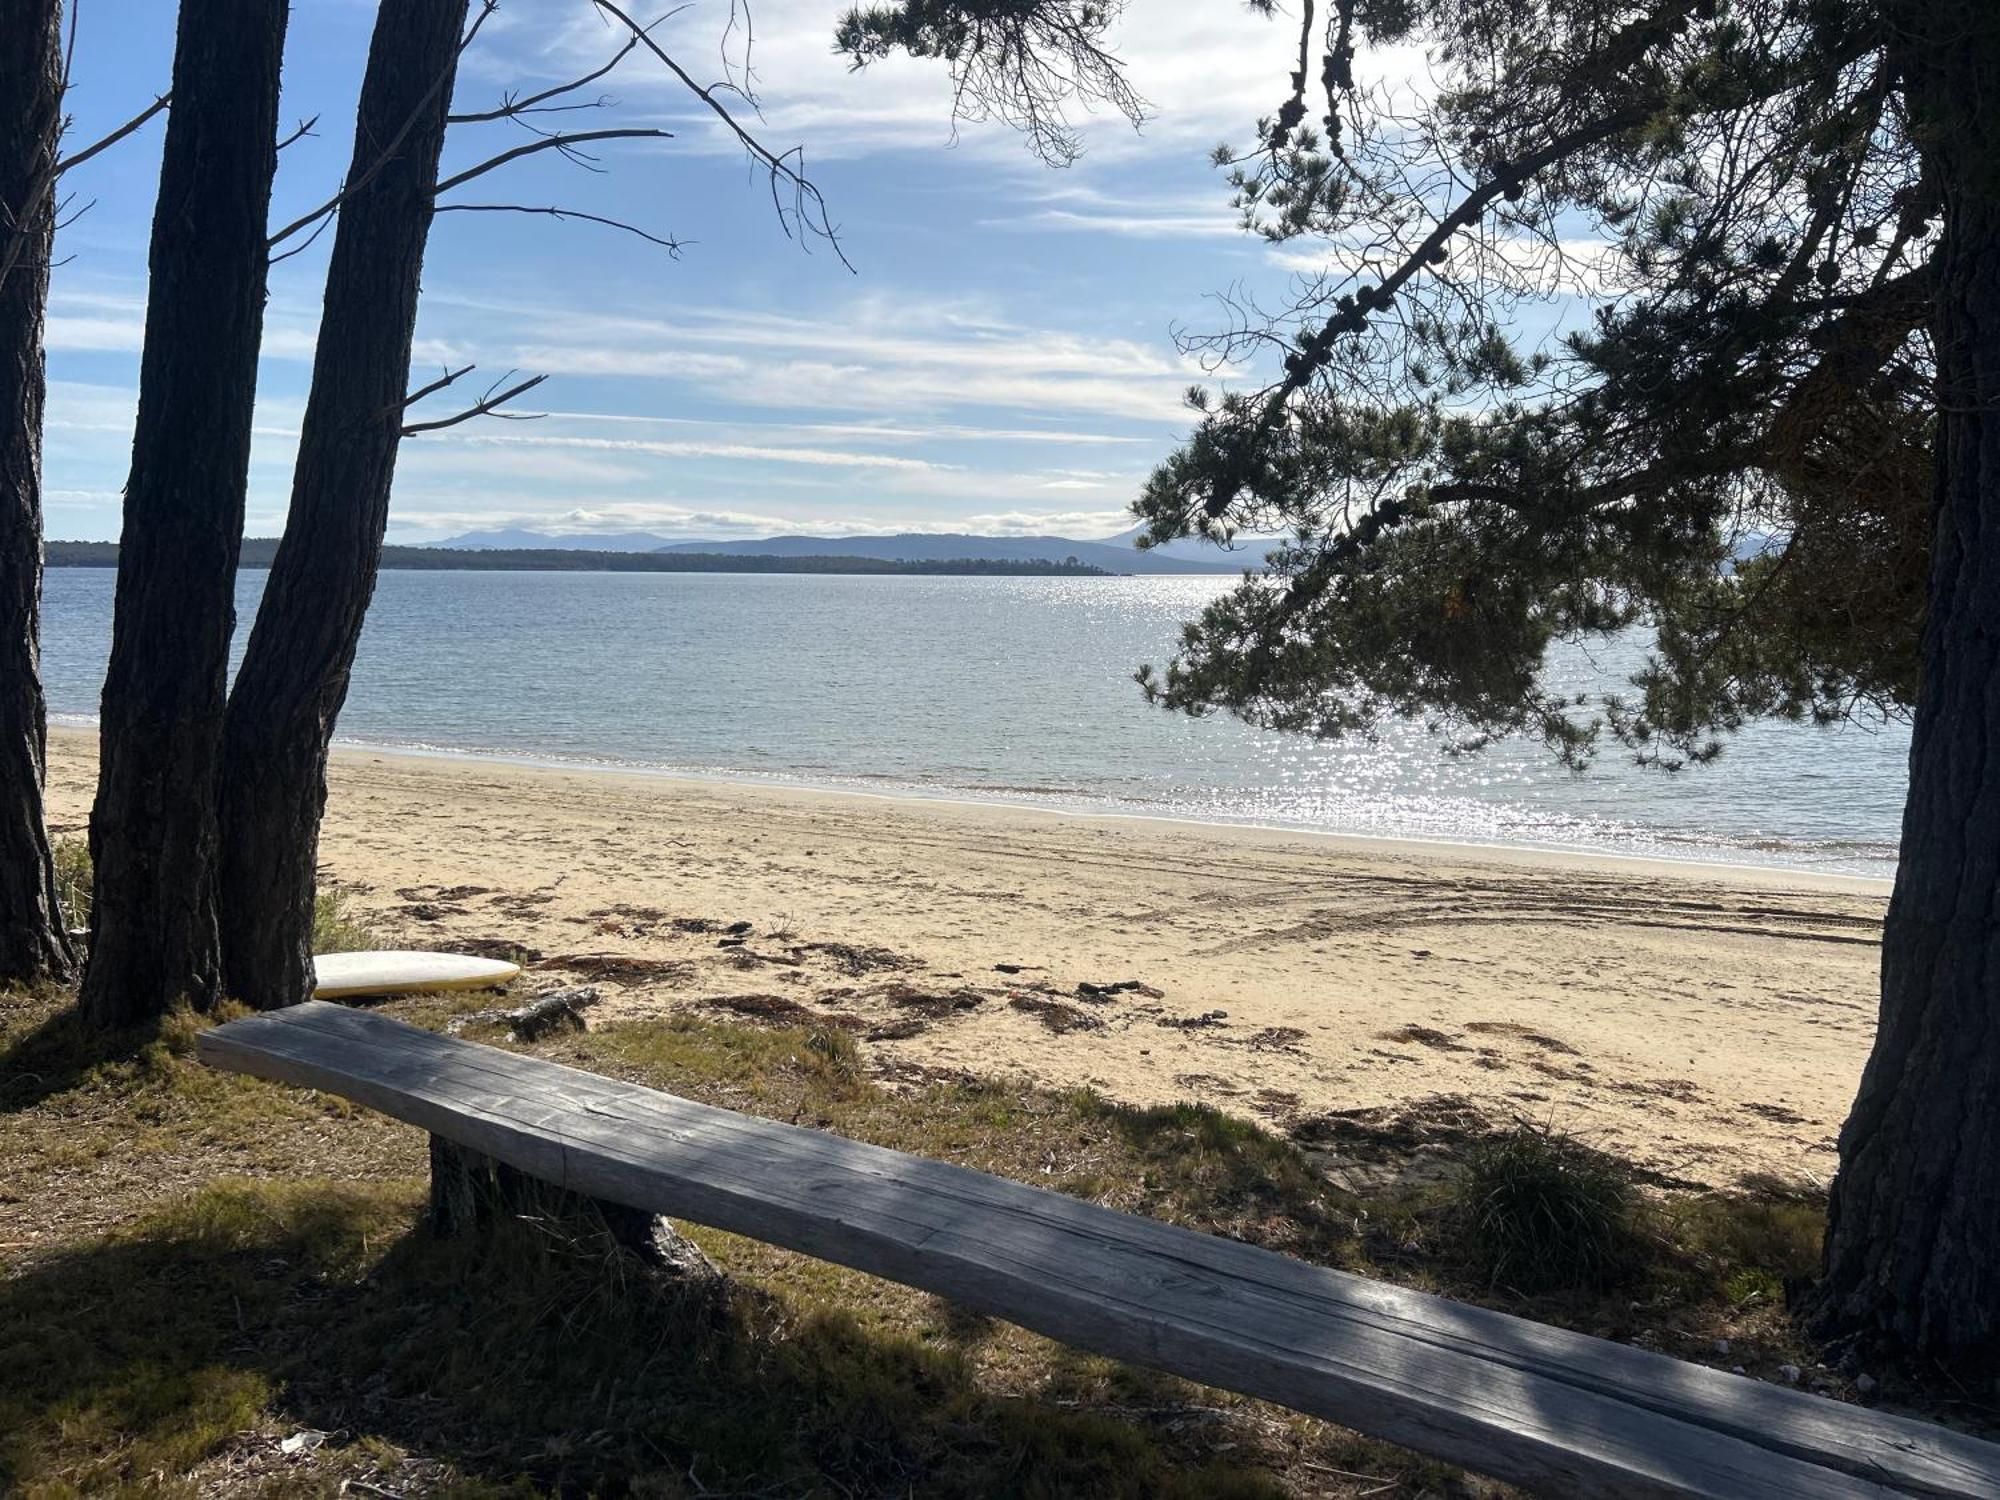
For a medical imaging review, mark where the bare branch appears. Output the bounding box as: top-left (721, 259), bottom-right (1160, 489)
top-left (433, 201), bottom-right (685, 252)
top-left (445, 11), bottom-right (679, 124)
top-left (268, 0), bottom-right (500, 248)
top-left (592, 0), bottom-right (852, 271)
top-left (0, 7), bottom-right (168, 295)
top-left (401, 370), bottom-right (549, 436)
top-left (54, 92), bottom-right (171, 177)
top-left (267, 210), bottom-right (335, 267)
top-left (720, 0), bottom-right (756, 98)
top-left (401, 363), bottom-right (476, 410)
top-left (276, 115), bottom-right (320, 152)
top-left (433, 126), bottom-right (671, 195)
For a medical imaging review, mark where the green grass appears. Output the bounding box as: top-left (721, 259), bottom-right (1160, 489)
top-left (0, 1180), bottom-right (410, 1498)
top-left (1, 1174), bottom-right (1325, 1498)
top-left (1, 991), bottom-right (1467, 1498)
top-left (0, 973), bottom-right (1897, 1497)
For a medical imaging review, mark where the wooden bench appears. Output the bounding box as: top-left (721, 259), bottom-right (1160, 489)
top-left (199, 1001), bottom-right (2000, 1499)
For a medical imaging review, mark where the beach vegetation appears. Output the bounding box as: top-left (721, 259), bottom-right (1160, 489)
top-left (51, 834), bottom-right (90, 932)
top-left (310, 885), bottom-right (378, 956)
top-left (1452, 1126), bottom-right (1639, 1295)
top-left (2, 967), bottom-right (1894, 1491)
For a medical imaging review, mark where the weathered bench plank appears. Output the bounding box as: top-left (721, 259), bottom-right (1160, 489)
top-left (199, 1002), bottom-right (2000, 1499)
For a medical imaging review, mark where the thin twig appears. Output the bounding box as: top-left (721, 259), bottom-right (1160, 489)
top-left (276, 114), bottom-right (320, 152)
top-left (268, 0), bottom-right (500, 247)
top-left (445, 14), bottom-right (670, 123)
top-left (54, 92), bottom-right (171, 176)
top-left (400, 363), bottom-right (476, 410)
top-left (592, 0), bottom-right (851, 271)
top-left (432, 202), bottom-right (684, 252)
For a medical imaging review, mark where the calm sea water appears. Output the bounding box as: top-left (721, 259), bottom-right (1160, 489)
top-left (40, 568), bottom-right (1909, 876)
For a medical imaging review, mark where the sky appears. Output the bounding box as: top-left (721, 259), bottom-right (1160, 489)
top-left (41, 0), bottom-right (1334, 545)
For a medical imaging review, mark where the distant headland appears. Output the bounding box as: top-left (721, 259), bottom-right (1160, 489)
top-left (44, 539), bottom-right (1118, 578)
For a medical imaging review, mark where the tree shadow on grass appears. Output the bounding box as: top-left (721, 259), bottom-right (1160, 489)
top-left (0, 1178), bottom-right (1320, 1498)
top-left (0, 997), bottom-right (184, 1115)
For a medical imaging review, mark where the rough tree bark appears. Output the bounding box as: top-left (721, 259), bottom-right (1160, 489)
top-left (79, 0), bottom-right (288, 1027)
top-left (216, 0), bottom-right (469, 1009)
top-left (0, 0), bottom-right (72, 988)
top-left (1810, 4), bottom-right (2000, 1362)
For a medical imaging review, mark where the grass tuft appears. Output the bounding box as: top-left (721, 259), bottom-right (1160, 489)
top-left (52, 836), bottom-right (92, 932)
top-left (802, 1023), bottom-right (863, 1084)
top-left (1454, 1124), bottom-right (1638, 1294)
top-left (312, 884), bottom-right (377, 954)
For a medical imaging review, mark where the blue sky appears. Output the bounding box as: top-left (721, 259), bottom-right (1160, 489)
top-left (42, 0), bottom-right (1338, 544)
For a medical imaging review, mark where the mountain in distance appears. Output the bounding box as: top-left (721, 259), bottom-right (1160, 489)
top-left (656, 531), bottom-right (1242, 575)
top-left (437, 527), bottom-right (696, 552)
top-left (435, 525), bottom-right (1262, 573)
top-left (1104, 524), bottom-right (1285, 567)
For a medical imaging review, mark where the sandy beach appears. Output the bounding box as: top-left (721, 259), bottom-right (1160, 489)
top-left (45, 727), bottom-right (1890, 1186)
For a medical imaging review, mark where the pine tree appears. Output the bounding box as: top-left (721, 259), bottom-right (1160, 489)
top-left (845, 0), bottom-right (2000, 1361)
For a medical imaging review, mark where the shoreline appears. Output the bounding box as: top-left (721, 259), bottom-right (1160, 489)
top-left (43, 727), bottom-right (1891, 1184)
top-left (45, 721), bottom-right (1897, 891)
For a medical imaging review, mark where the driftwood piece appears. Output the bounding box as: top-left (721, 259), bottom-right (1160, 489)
top-left (445, 984), bottom-right (600, 1041)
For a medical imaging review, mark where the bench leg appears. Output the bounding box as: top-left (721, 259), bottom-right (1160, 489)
top-left (428, 1135), bottom-right (721, 1285)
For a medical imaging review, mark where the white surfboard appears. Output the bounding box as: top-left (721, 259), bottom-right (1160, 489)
top-left (312, 949), bottom-right (521, 1000)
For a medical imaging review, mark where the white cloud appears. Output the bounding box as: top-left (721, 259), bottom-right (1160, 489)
top-left (960, 509), bottom-right (1134, 538)
top-left (428, 429), bottom-right (956, 472)
top-left (433, 291), bottom-right (1202, 425)
top-left (539, 409), bottom-right (1153, 446)
top-left (43, 314), bottom-right (146, 353)
top-left (492, 0), bottom-right (1309, 167)
top-left (981, 185), bottom-right (1243, 239)
top-left (993, 207), bottom-right (1242, 238)
top-left (385, 498), bottom-right (888, 540)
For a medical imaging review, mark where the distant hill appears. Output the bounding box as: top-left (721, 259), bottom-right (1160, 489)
top-left (436, 527), bottom-right (692, 552)
top-left (1105, 525), bottom-right (1285, 567)
top-left (657, 532), bottom-right (1241, 575)
top-left (44, 539), bottom-right (1113, 578)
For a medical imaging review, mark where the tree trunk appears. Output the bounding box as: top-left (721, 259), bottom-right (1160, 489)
top-left (1809, 6), bottom-right (2000, 1363)
top-left (0, 0), bottom-right (73, 988)
top-left (79, 0), bottom-right (288, 1028)
top-left (216, 0), bottom-right (468, 1010)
